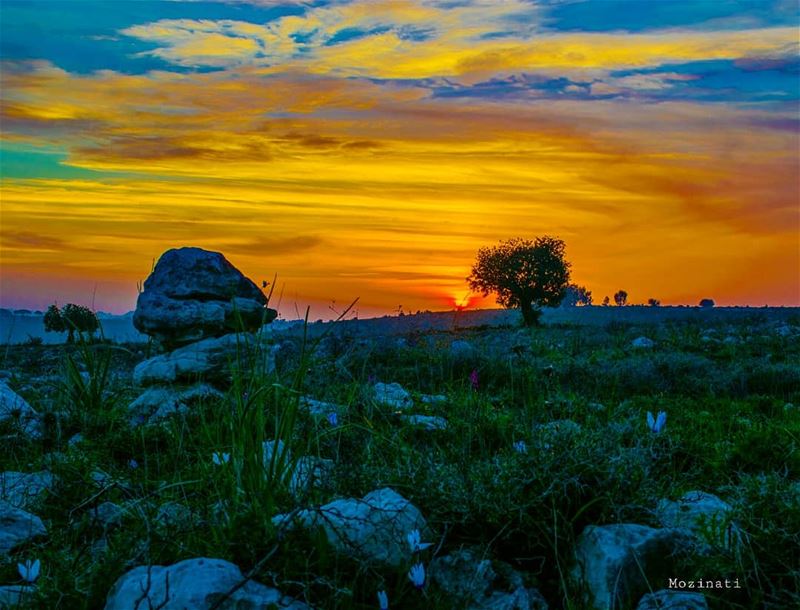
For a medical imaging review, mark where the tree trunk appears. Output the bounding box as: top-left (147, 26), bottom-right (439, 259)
top-left (520, 301), bottom-right (540, 327)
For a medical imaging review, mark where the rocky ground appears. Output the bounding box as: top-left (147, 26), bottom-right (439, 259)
top-left (1, 249), bottom-right (798, 609)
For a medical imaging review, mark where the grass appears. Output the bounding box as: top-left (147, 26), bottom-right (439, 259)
top-left (1, 312), bottom-right (798, 609)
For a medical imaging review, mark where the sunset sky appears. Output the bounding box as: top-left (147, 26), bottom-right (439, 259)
top-left (1, 0), bottom-right (798, 317)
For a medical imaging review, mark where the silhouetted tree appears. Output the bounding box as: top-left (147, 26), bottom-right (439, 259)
top-left (647, 298), bottom-right (661, 307)
top-left (561, 283), bottom-right (593, 307)
top-left (44, 303), bottom-right (99, 342)
top-left (614, 290), bottom-right (628, 306)
top-left (467, 236), bottom-right (571, 326)
top-left (602, 296), bottom-right (610, 306)
top-left (699, 298), bottom-right (715, 308)
top-left (43, 304), bottom-right (65, 335)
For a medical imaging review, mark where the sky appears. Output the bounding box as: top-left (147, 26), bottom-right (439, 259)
top-left (1, 0), bottom-right (798, 318)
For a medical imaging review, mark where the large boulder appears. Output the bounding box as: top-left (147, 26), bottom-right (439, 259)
top-left (0, 382), bottom-right (41, 438)
top-left (104, 557), bottom-right (311, 609)
top-left (572, 523), bottom-right (691, 610)
top-left (0, 500), bottom-right (46, 556)
top-left (133, 248), bottom-right (276, 347)
top-left (273, 487), bottom-right (426, 567)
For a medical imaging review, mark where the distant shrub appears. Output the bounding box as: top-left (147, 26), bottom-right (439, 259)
top-left (561, 283), bottom-right (593, 307)
top-left (699, 298), bottom-right (715, 308)
top-left (647, 298), bottom-right (661, 307)
top-left (614, 290), bottom-right (628, 306)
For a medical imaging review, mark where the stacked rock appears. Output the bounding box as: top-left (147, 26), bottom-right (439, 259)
top-left (129, 247), bottom-right (277, 425)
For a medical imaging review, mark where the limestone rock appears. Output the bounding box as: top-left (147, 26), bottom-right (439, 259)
top-left (631, 337), bottom-right (655, 349)
top-left (0, 382), bottom-right (41, 439)
top-left (572, 523), bottom-right (691, 610)
top-left (273, 487), bottom-right (426, 567)
top-left (400, 414), bottom-right (449, 430)
top-left (128, 383), bottom-right (223, 425)
top-left (0, 586), bottom-right (36, 607)
top-left (636, 590), bottom-right (708, 610)
top-left (134, 333), bottom-right (259, 385)
top-left (0, 471), bottom-right (53, 509)
top-left (655, 490), bottom-right (742, 552)
top-left (373, 382), bottom-right (413, 410)
top-left (104, 557), bottom-right (311, 609)
top-left (133, 247), bottom-right (275, 347)
top-left (0, 500), bottom-right (46, 556)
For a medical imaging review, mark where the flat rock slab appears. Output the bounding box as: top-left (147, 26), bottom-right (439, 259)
top-left (104, 557), bottom-right (312, 609)
top-left (0, 500), bottom-right (47, 556)
top-left (273, 487), bottom-right (426, 567)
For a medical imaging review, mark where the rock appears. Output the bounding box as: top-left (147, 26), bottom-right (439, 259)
top-left (103, 557), bottom-right (311, 609)
top-left (133, 247), bottom-right (276, 347)
top-left (572, 523), bottom-right (691, 610)
top-left (0, 500), bottom-right (47, 556)
top-left (471, 588), bottom-right (548, 610)
top-left (155, 501), bottom-right (197, 532)
top-left (133, 333), bottom-right (269, 385)
top-left (0, 586), bottom-right (36, 607)
top-left (430, 549), bottom-right (548, 610)
top-left (262, 441), bottom-right (332, 497)
top-left (373, 382), bottom-right (413, 410)
top-left (273, 487), bottom-right (426, 567)
top-left (631, 337), bottom-right (654, 349)
top-left (420, 394), bottom-right (447, 405)
top-left (299, 397), bottom-right (342, 419)
top-left (0, 382), bottom-right (41, 438)
top-left (90, 502), bottom-right (124, 530)
top-left (775, 325), bottom-right (793, 337)
top-left (636, 590), bottom-right (708, 610)
top-left (0, 471), bottom-right (53, 509)
top-left (400, 414), bottom-right (449, 430)
top-left (655, 491), bottom-right (742, 552)
top-left (128, 383), bottom-right (224, 425)
top-left (430, 548), bottom-right (495, 600)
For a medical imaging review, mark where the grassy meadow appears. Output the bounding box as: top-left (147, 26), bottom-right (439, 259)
top-left (1, 308), bottom-right (799, 609)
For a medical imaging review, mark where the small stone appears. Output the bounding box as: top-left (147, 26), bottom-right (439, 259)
top-left (636, 589), bottom-right (708, 610)
top-left (400, 414), bottom-right (449, 430)
top-left (655, 491), bottom-right (742, 552)
top-left (0, 471), bottom-right (54, 509)
top-left (0, 382), bottom-right (41, 439)
top-left (631, 337), bottom-right (654, 349)
top-left (0, 500), bottom-right (47, 556)
top-left (373, 382), bottom-right (413, 410)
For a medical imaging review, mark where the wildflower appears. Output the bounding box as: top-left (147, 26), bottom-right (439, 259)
top-left (646, 411), bottom-right (667, 434)
top-left (408, 562), bottom-right (425, 589)
top-left (18, 559), bottom-right (40, 583)
top-left (513, 440), bottom-right (528, 454)
top-left (326, 412), bottom-right (338, 427)
top-left (469, 369), bottom-right (479, 390)
top-left (128, 459), bottom-right (139, 470)
top-left (407, 529), bottom-right (432, 553)
top-left (377, 590), bottom-right (389, 610)
top-left (212, 452), bottom-right (230, 465)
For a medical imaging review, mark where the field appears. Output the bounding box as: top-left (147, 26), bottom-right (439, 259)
top-left (1, 307), bottom-right (799, 609)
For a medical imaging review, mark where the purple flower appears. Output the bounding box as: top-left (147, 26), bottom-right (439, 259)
top-left (469, 369), bottom-right (479, 390)
top-left (377, 590), bottom-right (389, 610)
top-left (128, 459), bottom-right (139, 470)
